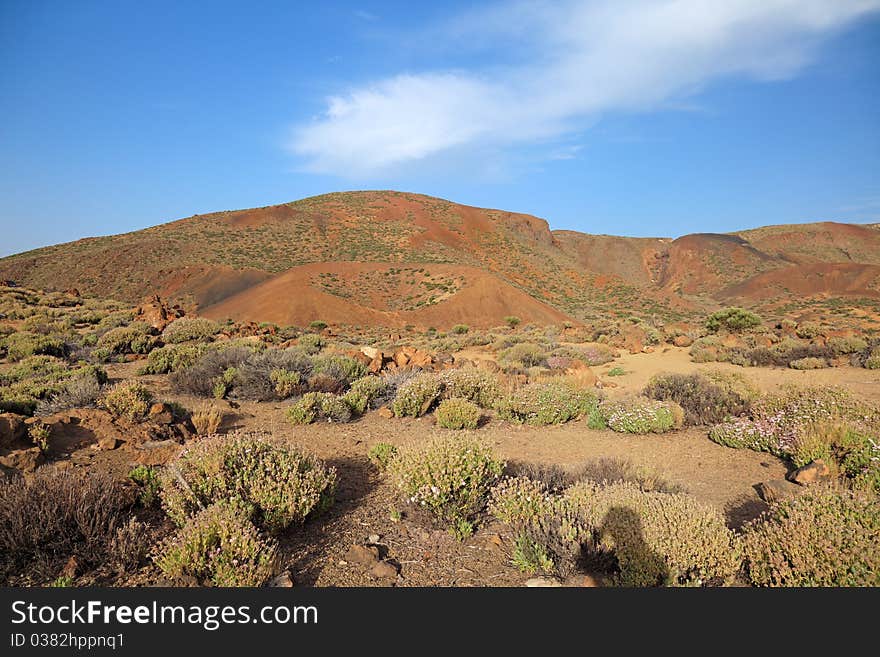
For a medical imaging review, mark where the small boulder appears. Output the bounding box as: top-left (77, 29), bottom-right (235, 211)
top-left (755, 479), bottom-right (801, 503)
top-left (0, 447), bottom-right (44, 473)
top-left (0, 413), bottom-right (27, 449)
top-left (377, 406), bottom-right (394, 419)
top-left (148, 403), bottom-right (174, 425)
top-left (345, 544), bottom-right (380, 566)
top-left (787, 459), bottom-right (832, 486)
top-left (97, 435), bottom-right (118, 450)
top-left (369, 560), bottom-right (400, 580)
top-left (361, 347), bottom-right (382, 361)
top-left (673, 335), bottom-right (693, 348)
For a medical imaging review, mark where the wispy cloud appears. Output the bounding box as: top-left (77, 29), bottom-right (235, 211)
top-left (290, 0), bottom-right (880, 177)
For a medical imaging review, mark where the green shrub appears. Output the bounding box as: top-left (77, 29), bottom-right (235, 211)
top-left (643, 371), bottom-right (755, 425)
top-left (607, 367), bottom-right (626, 377)
top-left (788, 422), bottom-right (879, 491)
top-left (436, 398), bottom-right (481, 430)
top-left (794, 323), bottom-right (822, 339)
top-left (741, 486), bottom-right (879, 586)
top-left (101, 381), bottom-right (153, 421)
top-left (387, 436), bottom-right (504, 537)
top-left (138, 343), bottom-right (207, 374)
top-left (497, 381), bottom-right (599, 426)
top-left (342, 376), bottom-right (388, 414)
top-left (488, 476), bottom-right (554, 526)
top-left (391, 373), bottom-right (443, 417)
top-left (159, 431), bottom-right (336, 534)
top-left (309, 321), bottom-right (328, 331)
top-left (161, 317), bottom-right (220, 344)
top-left (499, 342), bottom-right (547, 368)
top-left (504, 316), bottom-right (521, 328)
top-left (312, 354), bottom-right (367, 386)
top-left (439, 369), bottom-right (500, 408)
top-left (297, 333), bottom-right (324, 354)
top-left (2, 331), bottom-right (66, 361)
top-left (451, 324), bottom-right (469, 335)
top-left (97, 322), bottom-right (156, 355)
top-left (154, 501), bottom-right (278, 587)
top-left (269, 369), bottom-right (301, 399)
top-left (128, 465), bottom-right (161, 506)
top-left (789, 356), bottom-right (827, 370)
top-left (287, 392), bottom-right (353, 425)
top-left (705, 307), bottom-right (761, 333)
top-left (864, 346), bottom-right (880, 370)
top-left (828, 336), bottom-right (867, 355)
top-left (368, 442), bottom-right (398, 471)
top-left (599, 397), bottom-right (684, 434)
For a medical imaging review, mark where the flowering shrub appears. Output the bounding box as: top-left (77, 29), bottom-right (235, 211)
top-left (161, 317), bottom-right (220, 344)
top-left (439, 369), bottom-right (500, 408)
top-left (435, 398), bottom-right (481, 430)
top-left (496, 381), bottom-right (600, 426)
top-left (789, 356), bottom-right (827, 370)
top-left (101, 381), bottom-right (153, 421)
top-left (287, 392), bottom-right (353, 425)
top-left (391, 373), bottom-right (443, 417)
top-left (643, 371), bottom-right (755, 426)
top-left (488, 476), bottom-right (554, 526)
top-left (387, 436), bottom-right (504, 537)
top-left (342, 376), bottom-right (388, 414)
top-left (788, 422), bottom-right (880, 492)
top-left (741, 486), bottom-right (879, 586)
top-left (599, 397), bottom-right (684, 434)
top-left (154, 501), bottom-right (278, 587)
top-left (159, 431), bottom-right (336, 534)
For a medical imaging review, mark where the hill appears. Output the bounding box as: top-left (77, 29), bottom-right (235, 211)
top-left (1, 191), bottom-right (878, 328)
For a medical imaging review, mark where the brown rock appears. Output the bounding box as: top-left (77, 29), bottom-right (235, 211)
top-left (64, 288), bottom-right (81, 298)
top-left (673, 335), bottom-right (693, 348)
top-left (0, 447), bottom-right (44, 473)
top-left (345, 544), bottom-right (380, 566)
top-left (564, 367), bottom-right (598, 389)
top-left (361, 346), bottom-right (382, 360)
top-left (369, 560), bottom-right (400, 579)
top-left (134, 294), bottom-right (183, 332)
top-left (393, 351), bottom-right (411, 368)
top-left (61, 556), bottom-right (80, 579)
top-left (787, 459), bottom-right (832, 486)
top-left (0, 413), bottom-right (27, 449)
top-left (368, 356), bottom-right (385, 374)
top-left (377, 406), bottom-right (394, 419)
top-left (148, 403), bottom-right (174, 425)
top-left (97, 435), bottom-right (118, 450)
top-left (755, 479), bottom-right (801, 503)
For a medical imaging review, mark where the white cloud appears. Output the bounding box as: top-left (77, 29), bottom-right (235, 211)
top-left (290, 0), bottom-right (880, 176)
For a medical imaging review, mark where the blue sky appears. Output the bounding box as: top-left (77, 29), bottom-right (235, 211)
top-left (1, 0), bottom-right (879, 257)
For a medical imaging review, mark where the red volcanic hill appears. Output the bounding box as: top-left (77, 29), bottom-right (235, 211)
top-left (1, 191), bottom-right (878, 327)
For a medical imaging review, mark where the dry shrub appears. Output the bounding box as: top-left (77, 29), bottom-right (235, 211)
top-left (496, 380), bottom-right (599, 426)
top-left (391, 373), bottom-right (443, 417)
top-left (0, 468), bottom-right (136, 580)
top-left (191, 406), bottom-right (224, 435)
top-left (435, 398), bottom-right (481, 430)
top-left (644, 371), bottom-right (755, 426)
top-left (159, 431), bottom-right (336, 534)
top-left (35, 374), bottom-right (103, 416)
top-left (439, 368), bottom-right (501, 408)
top-left (101, 381), bottom-right (153, 422)
top-left (741, 485), bottom-right (879, 586)
top-left (287, 392), bottom-right (353, 425)
top-left (169, 347), bottom-right (253, 396)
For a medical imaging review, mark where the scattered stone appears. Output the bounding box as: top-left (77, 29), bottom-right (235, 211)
top-left (787, 459), bottom-right (832, 486)
top-left (369, 560), bottom-right (400, 579)
top-left (97, 435), bottom-right (118, 450)
top-left (269, 571), bottom-right (294, 588)
top-left (0, 413), bottom-right (27, 449)
top-left (148, 403), bottom-right (174, 425)
top-left (345, 544), bottom-right (380, 566)
top-left (360, 346), bottom-right (382, 360)
top-left (367, 534), bottom-right (380, 544)
top-left (377, 406), bottom-right (394, 419)
top-left (525, 577), bottom-right (562, 587)
top-left (755, 479), bottom-right (801, 503)
top-left (673, 335), bottom-right (694, 348)
top-left (0, 447), bottom-right (44, 473)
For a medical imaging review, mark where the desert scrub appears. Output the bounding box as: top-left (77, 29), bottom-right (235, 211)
top-left (643, 371), bottom-right (755, 425)
top-left (287, 392), bottom-right (353, 425)
top-left (788, 422), bottom-right (880, 491)
top-left (138, 343), bottom-right (207, 374)
top-left (312, 354), bottom-right (368, 387)
top-left (154, 501), bottom-right (278, 587)
top-left (368, 442), bottom-right (398, 471)
top-left (488, 476), bottom-right (554, 526)
top-left (499, 342), bottom-right (547, 368)
top-left (828, 336), bottom-right (867, 355)
top-left (387, 435), bottom-right (504, 537)
top-left (191, 406), bottom-right (224, 435)
top-left (342, 376), bottom-right (388, 414)
top-left (161, 317), bottom-right (220, 344)
top-left (599, 397), bottom-right (684, 434)
top-left (96, 322), bottom-right (156, 356)
top-left (2, 331), bottom-right (66, 361)
top-left (35, 372), bottom-right (103, 415)
top-left (438, 368), bottom-right (500, 408)
top-left (496, 381), bottom-right (599, 426)
top-left (170, 346), bottom-right (253, 397)
top-left (129, 465), bottom-right (161, 506)
top-left (0, 468), bottom-right (137, 579)
top-left (789, 356), bottom-right (827, 370)
top-left (391, 373), bottom-right (443, 417)
top-left (862, 345), bottom-right (880, 369)
top-left (551, 343), bottom-right (616, 367)
top-left (741, 486), bottom-right (879, 586)
top-left (159, 431), bottom-right (336, 534)
top-left (297, 333), bottom-right (324, 354)
top-left (435, 398), bottom-right (481, 430)
top-left (705, 307), bottom-right (761, 333)
top-left (100, 381), bottom-right (153, 422)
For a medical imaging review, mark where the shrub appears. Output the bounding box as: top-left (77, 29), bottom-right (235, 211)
top-left (298, 333), bottom-right (324, 353)
top-left (129, 465), bottom-right (161, 506)
top-left (496, 381), bottom-right (600, 426)
top-left (643, 371), bottom-right (754, 426)
top-left (599, 397), bottom-right (684, 434)
top-left (101, 381), bottom-right (153, 422)
top-left (828, 336), bottom-right (867, 355)
top-left (154, 501), bottom-right (278, 587)
top-left (270, 369), bottom-right (301, 399)
top-left (231, 349), bottom-right (313, 401)
top-left (499, 342), bottom-right (546, 368)
top-left (0, 469), bottom-right (136, 579)
top-left (607, 367), bottom-right (626, 377)
top-left (863, 345), bottom-right (880, 370)
top-left (368, 442), bottom-right (398, 471)
top-left (439, 369), bottom-right (500, 408)
top-left (161, 317), bottom-right (220, 344)
top-left (795, 323), bottom-right (822, 339)
top-left (138, 343), bottom-right (206, 374)
top-left (97, 322), bottom-right (156, 355)
top-left (2, 331), bottom-right (66, 361)
top-left (436, 398), bottom-right (481, 430)
top-left (312, 354), bottom-right (367, 388)
top-left (387, 436), bottom-right (504, 537)
top-left (342, 376), bottom-right (388, 414)
top-left (788, 422), bottom-right (880, 491)
top-left (504, 316), bottom-right (521, 328)
top-left (191, 406), bottom-right (224, 435)
top-left (169, 346), bottom-right (252, 397)
top-left (159, 431), bottom-right (336, 534)
top-left (35, 373), bottom-right (103, 416)
top-left (488, 476), bottom-right (554, 526)
top-left (391, 373), bottom-right (443, 417)
top-left (705, 307), bottom-right (761, 333)
top-left (287, 392), bottom-right (353, 425)
top-left (451, 324), bottom-right (469, 335)
top-left (789, 356), bottom-right (827, 370)
top-left (741, 486), bottom-right (879, 586)
top-left (309, 321), bottom-right (328, 331)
